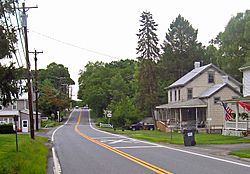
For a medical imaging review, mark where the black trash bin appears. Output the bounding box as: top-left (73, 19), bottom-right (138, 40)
top-left (183, 128), bottom-right (196, 146)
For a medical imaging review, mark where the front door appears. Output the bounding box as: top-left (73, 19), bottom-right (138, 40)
top-left (22, 120), bottom-right (28, 132)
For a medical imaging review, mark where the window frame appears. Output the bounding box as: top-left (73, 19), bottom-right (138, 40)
top-left (208, 71), bottom-right (215, 83)
top-left (178, 89), bottom-right (181, 101)
top-left (169, 90), bottom-right (172, 102)
top-left (214, 97), bottom-right (221, 104)
top-left (187, 88), bottom-right (193, 100)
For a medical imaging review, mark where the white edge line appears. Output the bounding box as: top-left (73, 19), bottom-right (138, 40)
top-left (51, 110), bottom-right (75, 174)
top-left (88, 112), bottom-right (250, 168)
top-left (52, 147), bottom-right (62, 173)
top-left (115, 145), bottom-right (164, 149)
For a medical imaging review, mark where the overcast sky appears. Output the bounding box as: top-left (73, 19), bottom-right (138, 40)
top-left (22, 0), bottom-right (250, 99)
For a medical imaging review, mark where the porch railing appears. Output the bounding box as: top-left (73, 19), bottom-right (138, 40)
top-left (225, 121), bottom-right (250, 130)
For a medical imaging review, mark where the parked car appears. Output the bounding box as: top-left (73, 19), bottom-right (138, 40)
top-left (130, 122), bottom-right (155, 131)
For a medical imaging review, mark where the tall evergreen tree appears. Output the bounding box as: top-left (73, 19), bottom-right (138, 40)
top-left (136, 11), bottom-right (160, 116)
top-left (160, 14), bottom-right (205, 81)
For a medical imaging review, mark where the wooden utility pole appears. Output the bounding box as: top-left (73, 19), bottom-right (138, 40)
top-left (29, 50), bottom-right (43, 131)
top-left (21, 2), bottom-right (38, 139)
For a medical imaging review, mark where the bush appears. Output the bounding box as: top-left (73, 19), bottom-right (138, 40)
top-left (0, 124), bottom-right (15, 134)
top-left (95, 117), bottom-right (109, 126)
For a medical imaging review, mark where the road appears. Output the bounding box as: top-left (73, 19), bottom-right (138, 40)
top-left (53, 109), bottom-right (250, 174)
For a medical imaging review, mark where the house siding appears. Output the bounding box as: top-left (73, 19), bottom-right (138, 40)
top-left (177, 67), bottom-right (240, 101)
top-left (242, 69), bottom-right (250, 97)
top-left (207, 86), bottom-right (242, 125)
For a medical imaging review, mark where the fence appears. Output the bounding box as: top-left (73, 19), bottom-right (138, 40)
top-left (225, 121), bottom-right (250, 130)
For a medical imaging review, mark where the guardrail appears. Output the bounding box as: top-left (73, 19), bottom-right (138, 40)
top-left (99, 123), bottom-right (113, 128)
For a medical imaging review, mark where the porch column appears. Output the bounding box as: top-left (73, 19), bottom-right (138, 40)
top-left (195, 108), bottom-right (198, 129)
top-left (179, 108), bottom-right (182, 129)
top-left (236, 103), bottom-right (239, 130)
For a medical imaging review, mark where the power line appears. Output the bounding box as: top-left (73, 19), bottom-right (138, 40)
top-left (7, 2), bottom-right (24, 67)
top-left (30, 30), bottom-right (118, 59)
top-left (0, 1), bottom-right (21, 67)
top-left (13, 0), bottom-right (25, 65)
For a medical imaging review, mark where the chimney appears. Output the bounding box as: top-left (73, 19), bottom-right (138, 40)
top-left (194, 62), bottom-right (200, 69)
top-left (222, 76), bottom-right (229, 83)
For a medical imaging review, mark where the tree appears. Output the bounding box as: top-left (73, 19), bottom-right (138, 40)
top-left (0, 1), bottom-right (22, 106)
top-left (37, 62), bottom-right (75, 94)
top-left (78, 60), bottom-right (138, 117)
top-left (212, 10), bottom-right (250, 81)
top-left (110, 96), bottom-right (141, 128)
top-left (136, 11), bottom-right (160, 116)
top-left (39, 80), bottom-right (70, 117)
top-left (37, 63), bottom-right (74, 117)
top-left (160, 14), bottom-right (206, 81)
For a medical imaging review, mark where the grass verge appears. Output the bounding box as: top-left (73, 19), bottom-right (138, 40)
top-left (229, 149), bottom-right (250, 158)
top-left (0, 134), bottom-right (48, 174)
top-left (100, 128), bottom-right (250, 145)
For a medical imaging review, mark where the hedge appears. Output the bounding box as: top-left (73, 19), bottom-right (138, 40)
top-left (0, 124), bottom-right (15, 134)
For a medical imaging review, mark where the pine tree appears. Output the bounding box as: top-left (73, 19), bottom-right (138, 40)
top-left (161, 14), bottom-right (205, 80)
top-left (136, 11), bottom-right (160, 116)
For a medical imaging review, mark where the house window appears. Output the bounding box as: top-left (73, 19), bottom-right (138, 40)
top-left (208, 71), bottom-right (215, 83)
top-left (169, 90), bottom-right (172, 102)
top-left (178, 89), bottom-right (181, 101)
top-left (187, 88), bottom-right (193, 100)
top-left (12, 102), bottom-right (17, 110)
top-left (214, 97), bottom-right (220, 104)
top-left (174, 90), bottom-right (177, 101)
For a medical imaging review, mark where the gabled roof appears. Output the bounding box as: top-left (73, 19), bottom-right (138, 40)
top-left (199, 83), bottom-right (242, 98)
top-left (167, 63), bottom-right (241, 89)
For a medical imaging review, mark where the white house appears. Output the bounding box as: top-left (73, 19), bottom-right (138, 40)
top-left (0, 92), bottom-right (41, 132)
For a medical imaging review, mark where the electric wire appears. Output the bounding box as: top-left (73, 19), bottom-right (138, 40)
top-left (7, 4), bottom-right (24, 67)
top-left (30, 30), bottom-right (118, 59)
top-left (13, 0), bottom-right (25, 66)
top-left (0, 0), bottom-right (21, 67)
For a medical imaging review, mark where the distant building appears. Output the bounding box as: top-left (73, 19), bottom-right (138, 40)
top-left (0, 92), bottom-right (41, 132)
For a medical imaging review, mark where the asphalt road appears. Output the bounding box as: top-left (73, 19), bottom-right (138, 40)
top-left (53, 109), bottom-right (250, 174)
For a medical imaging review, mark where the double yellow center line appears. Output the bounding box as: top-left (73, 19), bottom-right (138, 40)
top-left (74, 113), bottom-right (173, 174)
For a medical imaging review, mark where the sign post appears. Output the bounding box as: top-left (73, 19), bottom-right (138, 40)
top-left (14, 115), bottom-right (18, 152)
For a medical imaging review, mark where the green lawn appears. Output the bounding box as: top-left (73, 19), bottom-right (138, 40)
top-left (229, 149), bottom-right (250, 158)
top-left (0, 134), bottom-right (48, 174)
top-left (101, 128), bottom-right (250, 145)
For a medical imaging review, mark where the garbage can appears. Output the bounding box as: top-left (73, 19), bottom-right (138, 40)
top-left (183, 128), bottom-right (196, 146)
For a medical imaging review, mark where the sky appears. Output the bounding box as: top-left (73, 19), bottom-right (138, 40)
top-left (19, 0), bottom-right (250, 99)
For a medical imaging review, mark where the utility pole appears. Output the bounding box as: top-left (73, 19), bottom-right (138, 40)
top-left (20, 2), bottom-right (38, 139)
top-left (29, 50), bottom-right (43, 131)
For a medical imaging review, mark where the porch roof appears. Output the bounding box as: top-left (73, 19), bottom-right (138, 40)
top-left (0, 110), bottom-right (19, 116)
top-left (156, 98), bottom-right (207, 109)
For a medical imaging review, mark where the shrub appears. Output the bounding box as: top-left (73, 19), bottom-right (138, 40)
top-left (0, 124), bottom-right (15, 134)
